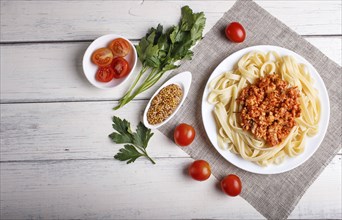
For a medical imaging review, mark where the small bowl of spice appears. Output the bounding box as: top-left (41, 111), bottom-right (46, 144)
top-left (143, 71), bottom-right (192, 129)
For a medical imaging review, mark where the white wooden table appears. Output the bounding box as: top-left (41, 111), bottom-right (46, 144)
top-left (1, 1), bottom-right (341, 219)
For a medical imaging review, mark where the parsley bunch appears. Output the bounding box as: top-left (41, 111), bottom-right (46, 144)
top-left (113, 6), bottom-right (206, 110)
top-left (109, 116), bottom-right (155, 164)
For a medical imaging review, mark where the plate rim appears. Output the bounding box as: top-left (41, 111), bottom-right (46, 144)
top-left (201, 45), bottom-right (330, 174)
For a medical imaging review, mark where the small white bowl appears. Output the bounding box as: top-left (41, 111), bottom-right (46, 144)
top-left (82, 34), bottom-right (137, 89)
top-left (143, 71), bottom-right (192, 129)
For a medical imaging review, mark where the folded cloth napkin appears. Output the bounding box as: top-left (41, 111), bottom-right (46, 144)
top-left (159, 0), bottom-right (342, 219)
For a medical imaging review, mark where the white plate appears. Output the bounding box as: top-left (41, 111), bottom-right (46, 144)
top-left (82, 34), bottom-right (137, 89)
top-left (201, 45), bottom-right (330, 174)
top-left (143, 71), bottom-right (192, 129)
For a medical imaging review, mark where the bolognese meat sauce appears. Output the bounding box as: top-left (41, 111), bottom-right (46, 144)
top-left (237, 74), bottom-right (301, 146)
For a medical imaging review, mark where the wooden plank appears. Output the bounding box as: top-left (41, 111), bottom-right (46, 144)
top-left (1, 1), bottom-right (341, 42)
top-left (0, 156), bottom-right (340, 219)
top-left (0, 101), bottom-right (190, 161)
top-left (1, 37), bottom-right (341, 103)
top-left (0, 158), bottom-right (262, 220)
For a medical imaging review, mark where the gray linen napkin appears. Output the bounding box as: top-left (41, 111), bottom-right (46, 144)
top-left (158, 0), bottom-right (342, 219)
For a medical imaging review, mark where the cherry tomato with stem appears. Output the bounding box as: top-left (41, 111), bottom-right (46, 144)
top-left (174, 123), bottom-right (196, 147)
top-left (109, 38), bottom-right (131, 57)
top-left (189, 160), bottom-right (211, 181)
top-left (91, 48), bottom-right (114, 67)
top-left (225, 22), bottom-right (246, 43)
top-left (221, 174), bottom-right (242, 196)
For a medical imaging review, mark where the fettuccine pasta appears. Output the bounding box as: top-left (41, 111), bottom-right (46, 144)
top-left (208, 51), bottom-right (320, 166)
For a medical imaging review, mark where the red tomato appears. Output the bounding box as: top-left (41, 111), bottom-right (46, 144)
top-left (91, 48), bottom-right (114, 67)
top-left (111, 57), bottom-right (130, 78)
top-left (174, 123), bottom-right (195, 147)
top-left (225, 22), bottom-right (246, 43)
top-left (109, 38), bottom-right (131, 57)
top-left (95, 66), bottom-right (114, 82)
top-left (189, 160), bottom-right (211, 181)
top-left (221, 174), bottom-right (242, 197)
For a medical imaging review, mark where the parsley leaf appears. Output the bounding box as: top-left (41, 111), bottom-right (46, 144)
top-left (109, 116), bottom-right (134, 144)
top-left (109, 117), bottom-right (155, 164)
top-left (133, 122), bottom-right (154, 149)
top-left (114, 144), bottom-right (144, 164)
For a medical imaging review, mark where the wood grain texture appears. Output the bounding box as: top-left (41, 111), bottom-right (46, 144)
top-left (1, 1), bottom-right (341, 42)
top-left (0, 158), bottom-right (262, 219)
top-left (1, 156), bottom-right (341, 220)
top-left (1, 37), bottom-right (341, 103)
top-left (0, 101), bottom-right (189, 161)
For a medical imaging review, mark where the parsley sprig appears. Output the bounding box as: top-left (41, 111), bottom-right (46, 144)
top-left (113, 6), bottom-right (206, 110)
top-left (109, 116), bottom-right (155, 164)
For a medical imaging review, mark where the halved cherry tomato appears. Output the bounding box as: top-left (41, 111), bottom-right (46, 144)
top-left (221, 174), bottom-right (242, 197)
top-left (109, 38), bottom-right (131, 57)
top-left (225, 22), bottom-right (246, 43)
top-left (91, 48), bottom-right (114, 67)
top-left (95, 66), bottom-right (114, 82)
top-left (111, 57), bottom-right (130, 78)
top-left (174, 123), bottom-right (196, 147)
top-left (189, 160), bottom-right (211, 181)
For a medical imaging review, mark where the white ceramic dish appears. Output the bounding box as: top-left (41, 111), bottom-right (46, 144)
top-left (82, 34), bottom-right (137, 89)
top-left (202, 45), bottom-right (330, 174)
top-left (143, 71), bottom-right (192, 129)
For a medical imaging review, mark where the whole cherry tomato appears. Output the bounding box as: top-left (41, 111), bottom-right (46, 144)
top-left (189, 160), bottom-right (211, 181)
top-left (174, 123), bottom-right (196, 147)
top-left (221, 174), bottom-right (242, 196)
top-left (225, 22), bottom-right (246, 43)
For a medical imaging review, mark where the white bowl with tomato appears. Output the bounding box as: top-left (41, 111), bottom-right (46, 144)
top-left (82, 34), bottom-right (137, 89)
